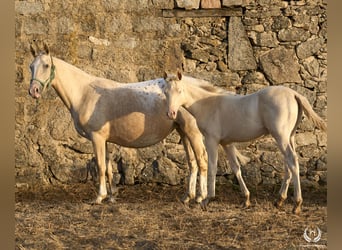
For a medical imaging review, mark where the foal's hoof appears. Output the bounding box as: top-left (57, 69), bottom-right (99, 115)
top-left (109, 196), bottom-right (116, 203)
top-left (181, 194), bottom-right (191, 205)
top-left (180, 195), bottom-right (191, 208)
top-left (92, 199), bottom-right (101, 205)
top-left (93, 195), bottom-right (106, 205)
top-left (274, 197), bottom-right (286, 209)
top-left (196, 195), bottom-right (205, 204)
top-left (292, 201), bottom-right (302, 215)
top-left (292, 206), bottom-right (301, 215)
top-left (200, 198), bottom-right (210, 211)
top-left (243, 199), bottom-right (251, 209)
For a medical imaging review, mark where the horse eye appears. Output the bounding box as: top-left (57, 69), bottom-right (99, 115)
top-left (44, 64), bottom-right (49, 69)
top-left (175, 85), bottom-right (182, 93)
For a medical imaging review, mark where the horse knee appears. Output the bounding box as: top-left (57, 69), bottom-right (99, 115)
top-left (184, 118), bottom-right (198, 132)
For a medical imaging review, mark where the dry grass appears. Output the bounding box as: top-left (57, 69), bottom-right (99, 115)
top-left (15, 181), bottom-right (327, 249)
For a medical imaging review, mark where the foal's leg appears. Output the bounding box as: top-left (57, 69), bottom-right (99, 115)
top-left (223, 145), bottom-right (250, 208)
top-left (105, 143), bottom-right (116, 203)
top-left (91, 133), bottom-right (108, 204)
top-left (277, 135), bottom-right (296, 205)
top-left (289, 135), bottom-right (302, 214)
top-left (275, 164), bottom-right (292, 208)
top-left (176, 108), bottom-right (208, 207)
top-left (205, 137), bottom-right (219, 200)
top-left (274, 135), bottom-right (302, 214)
top-left (176, 128), bottom-right (198, 204)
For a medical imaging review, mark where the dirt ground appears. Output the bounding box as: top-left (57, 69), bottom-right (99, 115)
top-left (15, 180), bottom-right (327, 249)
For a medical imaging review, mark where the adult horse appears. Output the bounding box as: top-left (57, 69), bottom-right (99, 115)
top-left (164, 71), bottom-right (326, 214)
top-left (28, 43), bottom-right (208, 206)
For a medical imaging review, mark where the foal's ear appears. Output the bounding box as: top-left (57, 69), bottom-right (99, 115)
top-left (43, 42), bottom-right (50, 55)
top-left (30, 44), bottom-right (37, 57)
top-left (163, 71), bottom-right (168, 79)
top-left (177, 70), bottom-right (182, 81)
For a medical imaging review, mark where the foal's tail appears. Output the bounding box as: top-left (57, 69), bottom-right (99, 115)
top-left (295, 93), bottom-right (327, 131)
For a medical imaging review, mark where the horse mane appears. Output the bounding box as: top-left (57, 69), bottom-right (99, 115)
top-left (184, 76), bottom-right (229, 94)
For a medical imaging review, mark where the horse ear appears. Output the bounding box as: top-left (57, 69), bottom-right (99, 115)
top-left (177, 70), bottom-right (182, 81)
top-left (163, 71), bottom-right (168, 79)
top-left (30, 44), bottom-right (37, 57)
top-left (43, 42), bottom-right (50, 55)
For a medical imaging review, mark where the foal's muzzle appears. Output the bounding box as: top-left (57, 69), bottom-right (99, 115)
top-left (167, 109), bottom-right (177, 120)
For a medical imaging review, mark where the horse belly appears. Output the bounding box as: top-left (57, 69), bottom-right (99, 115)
top-left (221, 123), bottom-right (267, 144)
top-left (107, 112), bottom-right (174, 148)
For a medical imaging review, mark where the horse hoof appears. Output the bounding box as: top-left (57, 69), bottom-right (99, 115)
top-left (292, 206), bottom-right (301, 215)
top-left (200, 198), bottom-right (210, 211)
top-left (181, 194), bottom-right (192, 204)
top-left (292, 200), bottom-right (302, 215)
top-left (243, 200), bottom-right (251, 209)
top-left (92, 199), bottom-right (101, 205)
top-left (94, 195), bottom-right (106, 205)
top-left (196, 196), bottom-right (204, 203)
top-left (180, 196), bottom-right (190, 208)
top-left (274, 197), bottom-right (285, 208)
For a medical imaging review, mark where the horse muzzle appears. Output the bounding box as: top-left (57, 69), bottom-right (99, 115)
top-left (167, 109), bottom-right (177, 120)
top-left (29, 82), bottom-right (41, 99)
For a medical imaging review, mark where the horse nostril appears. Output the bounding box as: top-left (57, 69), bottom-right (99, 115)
top-left (34, 86), bottom-right (39, 93)
top-left (29, 84), bottom-right (41, 98)
top-left (167, 110), bottom-right (177, 120)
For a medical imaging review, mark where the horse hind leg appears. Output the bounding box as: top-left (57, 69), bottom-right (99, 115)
top-left (287, 146), bottom-right (302, 215)
top-left (274, 135), bottom-right (302, 214)
top-left (105, 144), bottom-right (117, 203)
top-left (224, 145), bottom-right (251, 208)
top-left (275, 165), bottom-right (292, 208)
top-left (275, 135), bottom-right (295, 208)
top-left (205, 138), bottom-right (219, 201)
top-left (289, 135), bottom-right (302, 214)
top-left (274, 139), bottom-right (292, 208)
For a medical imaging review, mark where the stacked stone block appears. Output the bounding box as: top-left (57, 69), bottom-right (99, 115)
top-left (15, 0), bottom-right (327, 188)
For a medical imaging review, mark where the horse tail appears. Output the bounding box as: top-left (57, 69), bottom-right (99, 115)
top-left (294, 93), bottom-right (327, 132)
top-left (234, 147), bottom-right (250, 166)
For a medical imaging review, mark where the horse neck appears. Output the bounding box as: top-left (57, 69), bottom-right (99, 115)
top-left (52, 57), bottom-right (94, 110)
top-left (182, 77), bottom-right (219, 108)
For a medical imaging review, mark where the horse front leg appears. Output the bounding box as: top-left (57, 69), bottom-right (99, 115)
top-left (176, 108), bottom-right (208, 208)
top-left (91, 133), bottom-right (107, 204)
top-left (176, 128), bottom-right (197, 205)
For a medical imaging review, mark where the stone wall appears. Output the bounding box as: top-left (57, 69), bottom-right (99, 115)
top-left (15, 0), bottom-right (327, 189)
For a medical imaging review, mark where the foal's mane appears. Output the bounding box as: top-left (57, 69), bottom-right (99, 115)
top-left (185, 76), bottom-right (227, 94)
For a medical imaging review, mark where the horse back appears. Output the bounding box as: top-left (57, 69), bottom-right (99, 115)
top-left (74, 79), bottom-right (175, 147)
